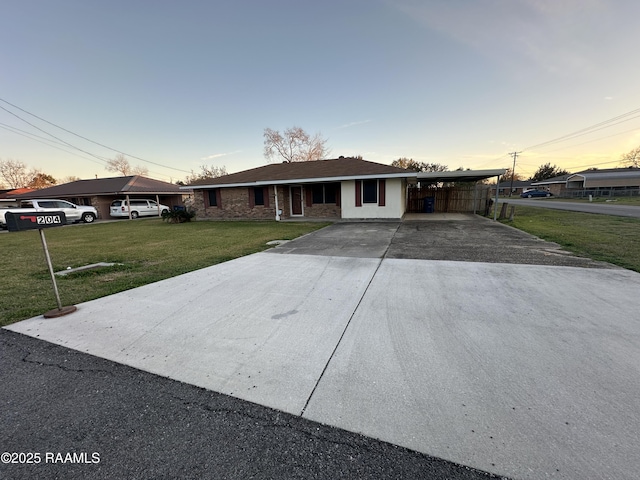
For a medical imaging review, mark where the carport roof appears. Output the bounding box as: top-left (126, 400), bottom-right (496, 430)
top-left (417, 169), bottom-right (506, 183)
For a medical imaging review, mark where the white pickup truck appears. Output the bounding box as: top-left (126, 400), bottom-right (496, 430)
top-left (0, 199), bottom-right (98, 229)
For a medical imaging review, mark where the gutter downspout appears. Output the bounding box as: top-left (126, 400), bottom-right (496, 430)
top-left (274, 185), bottom-right (281, 221)
top-left (493, 175), bottom-right (500, 221)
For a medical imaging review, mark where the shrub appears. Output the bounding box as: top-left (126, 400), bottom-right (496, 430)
top-left (162, 209), bottom-right (196, 223)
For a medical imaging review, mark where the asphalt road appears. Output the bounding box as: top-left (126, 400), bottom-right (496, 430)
top-left (0, 329), bottom-right (498, 480)
top-left (498, 198), bottom-right (640, 218)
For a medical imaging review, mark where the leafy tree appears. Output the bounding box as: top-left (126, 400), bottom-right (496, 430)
top-left (263, 126), bottom-right (330, 163)
top-left (620, 146), bottom-right (640, 168)
top-left (59, 175), bottom-right (82, 184)
top-left (529, 163), bottom-right (569, 182)
top-left (181, 165), bottom-right (228, 185)
top-left (498, 167), bottom-right (524, 184)
top-left (391, 157), bottom-right (448, 172)
top-left (105, 153), bottom-right (149, 176)
top-left (28, 172), bottom-right (57, 189)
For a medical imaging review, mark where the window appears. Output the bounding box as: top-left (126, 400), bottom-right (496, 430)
top-left (254, 187), bottom-right (264, 206)
top-left (325, 183), bottom-right (337, 204)
top-left (207, 190), bottom-right (217, 206)
top-left (362, 180), bottom-right (377, 203)
top-left (312, 184), bottom-right (324, 204)
top-left (311, 183), bottom-right (339, 204)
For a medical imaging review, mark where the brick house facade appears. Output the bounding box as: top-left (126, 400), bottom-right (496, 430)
top-left (186, 158), bottom-right (413, 221)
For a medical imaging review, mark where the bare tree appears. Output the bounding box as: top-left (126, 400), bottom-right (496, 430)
top-left (621, 146), bottom-right (640, 168)
top-left (105, 154), bottom-right (149, 176)
top-left (263, 126), bottom-right (330, 163)
top-left (0, 158), bottom-right (32, 188)
top-left (182, 165), bottom-right (228, 184)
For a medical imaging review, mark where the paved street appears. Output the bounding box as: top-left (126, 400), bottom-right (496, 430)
top-left (3, 215), bottom-right (640, 479)
top-left (499, 198), bottom-right (640, 218)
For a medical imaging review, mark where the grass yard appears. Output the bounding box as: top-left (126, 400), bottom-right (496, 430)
top-left (551, 196), bottom-right (640, 205)
top-left (504, 206), bottom-right (640, 272)
top-left (0, 219), bottom-right (328, 326)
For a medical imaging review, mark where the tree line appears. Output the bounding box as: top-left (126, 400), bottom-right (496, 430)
top-left (4, 125), bottom-right (640, 189)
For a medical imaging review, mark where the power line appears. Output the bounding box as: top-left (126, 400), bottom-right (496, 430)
top-left (523, 107), bottom-right (640, 152)
top-left (0, 98), bottom-right (192, 174)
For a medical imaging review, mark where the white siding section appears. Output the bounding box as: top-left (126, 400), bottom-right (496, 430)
top-left (341, 178), bottom-right (405, 219)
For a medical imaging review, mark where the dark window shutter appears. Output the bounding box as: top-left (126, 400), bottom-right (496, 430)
top-left (305, 187), bottom-right (312, 207)
top-left (264, 187), bottom-right (270, 208)
top-left (248, 188), bottom-right (255, 208)
top-left (204, 191), bottom-right (210, 207)
top-left (355, 181), bottom-right (362, 207)
top-left (216, 189), bottom-right (222, 208)
top-left (379, 179), bottom-right (386, 206)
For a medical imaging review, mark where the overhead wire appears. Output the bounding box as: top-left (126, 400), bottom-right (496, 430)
top-left (0, 98), bottom-right (192, 174)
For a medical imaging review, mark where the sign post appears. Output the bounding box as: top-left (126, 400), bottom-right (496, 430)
top-left (5, 212), bottom-right (77, 318)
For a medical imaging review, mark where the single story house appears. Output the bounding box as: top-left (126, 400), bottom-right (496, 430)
top-left (565, 167), bottom-right (640, 191)
top-left (183, 157), bottom-right (504, 221)
top-left (0, 187), bottom-right (36, 207)
top-left (532, 167), bottom-right (640, 197)
top-left (15, 175), bottom-right (186, 220)
top-left (530, 173), bottom-right (572, 196)
top-left (489, 180), bottom-right (533, 197)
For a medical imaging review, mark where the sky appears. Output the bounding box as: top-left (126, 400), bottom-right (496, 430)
top-left (2, 0), bottom-right (640, 185)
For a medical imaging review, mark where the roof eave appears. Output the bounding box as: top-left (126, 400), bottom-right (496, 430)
top-left (183, 172), bottom-right (416, 190)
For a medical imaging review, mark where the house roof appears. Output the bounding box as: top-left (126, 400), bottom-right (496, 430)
top-left (567, 168), bottom-right (640, 181)
top-left (0, 187), bottom-right (36, 199)
top-left (530, 174), bottom-right (572, 185)
top-left (183, 158), bottom-right (417, 189)
top-left (15, 176), bottom-right (183, 199)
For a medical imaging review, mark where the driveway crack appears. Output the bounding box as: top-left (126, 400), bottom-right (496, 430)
top-left (300, 223), bottom-right (401, 416)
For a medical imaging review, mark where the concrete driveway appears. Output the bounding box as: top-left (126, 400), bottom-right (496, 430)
top-left (6, 214), bottom-right (640, 480)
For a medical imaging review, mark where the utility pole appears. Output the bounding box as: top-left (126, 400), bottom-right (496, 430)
top-left (508, 151), bottom-right (521, 197)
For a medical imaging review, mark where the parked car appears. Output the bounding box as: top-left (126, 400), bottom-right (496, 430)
top-left (110, 199), bottom-right (170, 219)
top-left (0, 199), bottom-right (98, 229)
top-left (520, 189), bottom-right (553, 198)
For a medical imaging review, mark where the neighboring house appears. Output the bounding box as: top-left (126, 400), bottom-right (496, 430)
top-left (532, 167), bottom-right (640, 197)
top-left (489, 181), bottom-right (532, 197)
top-left (184, 157), bottom-right (504, 220)
top-left (184, 158), bottom-right (413, 221)
top-left (15, 176), bottom-right (185, 220)
top-left (565, 167), bottom-right (640, 192)
top-left (0, 188), bottom-right (36, 207)
top-left (530, 173), bottom-right (572, 196)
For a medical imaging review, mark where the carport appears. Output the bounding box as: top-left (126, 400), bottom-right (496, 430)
top-left (408, 169), bottom-right (505, 219)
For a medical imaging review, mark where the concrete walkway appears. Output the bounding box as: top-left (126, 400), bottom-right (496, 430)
top-left (6, 215), bottom-right (640, 480)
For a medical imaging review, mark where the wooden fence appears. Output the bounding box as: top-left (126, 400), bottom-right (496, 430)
top-left (407, 184), bottom-right (492, 214)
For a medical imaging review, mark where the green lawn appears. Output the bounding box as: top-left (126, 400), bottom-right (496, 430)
top-left (0, 219), bottom-right (328, 326)
top-left (551, 196), bottom-right (640, 205)
top-left (504, 206), bottom-right (640, 272)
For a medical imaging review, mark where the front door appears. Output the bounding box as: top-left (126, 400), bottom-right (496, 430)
top-left (290, 186), bottom-right (303, 216)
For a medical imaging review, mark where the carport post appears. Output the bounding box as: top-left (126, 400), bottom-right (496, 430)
top-left (493, 175), bottom-right (500, 221)
top-left (126, 194), bottom-right (131, 219)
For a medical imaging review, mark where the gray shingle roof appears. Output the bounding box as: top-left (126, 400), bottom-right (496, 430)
top-left (16, 176), bottom-right (182, 198)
